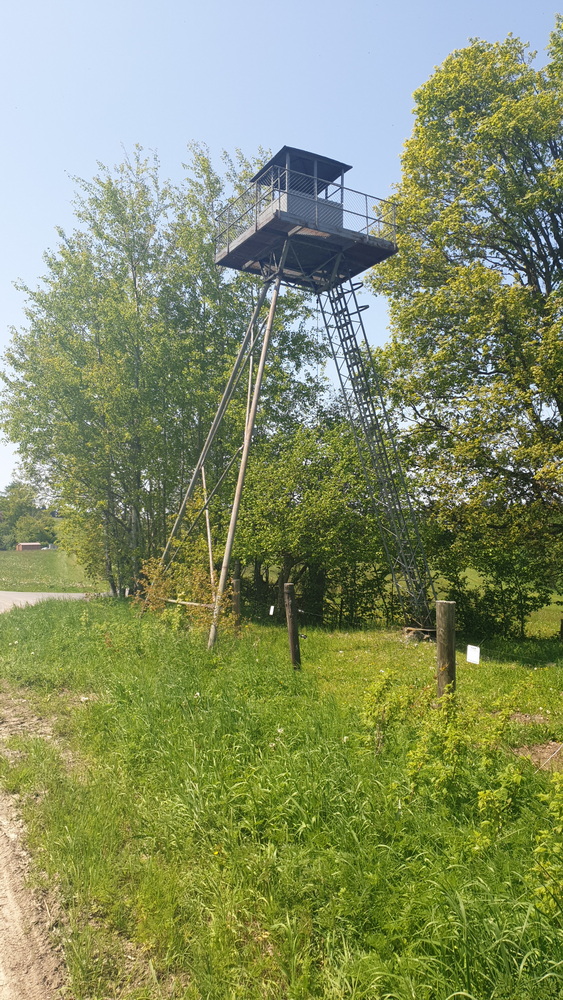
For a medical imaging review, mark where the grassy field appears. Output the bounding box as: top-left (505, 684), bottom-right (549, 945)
top-left (0, 549), bottom-right (103, 592)
top-left (1, 599), bottom-right (563, 999)
top-left (528, 597), bottom-right (563, 638)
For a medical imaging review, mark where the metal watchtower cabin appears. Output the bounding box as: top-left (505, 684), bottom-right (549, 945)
top-left (215, 146), bottom-right (396, 290)
top-left (162, 147), bottom-right (436, 646)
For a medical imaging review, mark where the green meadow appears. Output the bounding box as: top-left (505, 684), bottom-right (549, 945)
top-left (0, 597), bottom-right (563, 999)
top-left (0, 549), bottom-right (104, 592)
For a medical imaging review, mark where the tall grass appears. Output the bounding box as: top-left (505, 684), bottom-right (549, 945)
top-left (0, 599), bottom-right (563, 998)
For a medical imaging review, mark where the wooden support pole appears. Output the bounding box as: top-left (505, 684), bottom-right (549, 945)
top-left (208, 246), bottom-right (289, 650)
top-left (232, 578), bottom-right (241, 630)
top-left (161, 278), bottom-right (272, 567)
top-left (284, 583), bottom-right (301, 669)
top-left (436, 600), bottom-right (456, 697)
top-left (165, 599), bottom-right (214, 609)
top-left (201, 466), bottom-right (216, 602)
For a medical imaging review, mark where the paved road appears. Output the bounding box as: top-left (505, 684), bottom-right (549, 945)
top-left (0, 592), bottom-right (86, 613)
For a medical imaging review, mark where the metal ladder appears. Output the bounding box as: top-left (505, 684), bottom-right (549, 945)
top-left (318, 277), bottom-right (435, 627)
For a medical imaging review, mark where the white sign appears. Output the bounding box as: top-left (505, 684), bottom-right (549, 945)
top-left (466, 645), bottom-right (480, 664)
top-left (269, 605), bottom-right (275, 616)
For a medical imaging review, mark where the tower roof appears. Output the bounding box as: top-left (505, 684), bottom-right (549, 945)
top-left (251, 147), bottom-right (352, 189)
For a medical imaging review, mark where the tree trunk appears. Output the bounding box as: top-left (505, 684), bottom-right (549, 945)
top-left (302, 561), bottom-right (326, 624)
top-left (253, 559), bottom-right (267, 606)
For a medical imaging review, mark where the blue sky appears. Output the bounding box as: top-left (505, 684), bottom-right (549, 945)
top-left (0, 0), bottom-right (558, 488)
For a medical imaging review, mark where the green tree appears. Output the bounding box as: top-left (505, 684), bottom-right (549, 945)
top-left (14, 512), bottom-right (57, 546)
top-left (369, 23), bottom-right (563, 631)
top-left (2, 148), bottom-right (324, 593)
top-left (0, 480), bottom-right (57, 548)
top-left (236, 419), bottom-right (391, 626)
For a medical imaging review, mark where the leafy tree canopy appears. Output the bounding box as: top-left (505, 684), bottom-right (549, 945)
top-left (234, 418), bottom-right (393, 626)
top-left (2, 148), bottom-right (325, 593)
top-left (0, 480), bottom-right (57, 548)
top-left (369, 21), bottom-right (563, 629)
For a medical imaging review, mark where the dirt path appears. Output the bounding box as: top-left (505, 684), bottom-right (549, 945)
top-left (0, 791), bottom-right (65, 999)
top-left (0, 683), bottom-right (69, 997)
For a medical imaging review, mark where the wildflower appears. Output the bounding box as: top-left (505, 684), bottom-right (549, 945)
top-left (277, 727), bottom-right (284, 734)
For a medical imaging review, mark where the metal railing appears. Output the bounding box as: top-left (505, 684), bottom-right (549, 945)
top-left (215, 167), bottom-right (397, 256)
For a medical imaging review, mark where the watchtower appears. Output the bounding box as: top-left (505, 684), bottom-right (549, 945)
top-left (162, 148), bottom-right (435, 645)
top-left (215, 146), bottom-right (397, 290)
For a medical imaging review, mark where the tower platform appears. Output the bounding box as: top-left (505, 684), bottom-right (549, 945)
top-left (215, 146), bottom-right (398, 291)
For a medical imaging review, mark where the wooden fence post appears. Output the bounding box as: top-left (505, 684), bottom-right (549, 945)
top-left (284, 583), bottom-right (301, 669)
top-left (436, 600), bottom-right (456, 696)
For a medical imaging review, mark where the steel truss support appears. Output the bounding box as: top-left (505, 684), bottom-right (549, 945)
top-left (318, 277), bottom-right (435, 627)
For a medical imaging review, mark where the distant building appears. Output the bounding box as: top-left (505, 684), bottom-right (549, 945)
top-left (15, 542), bottom-right (42, 551)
